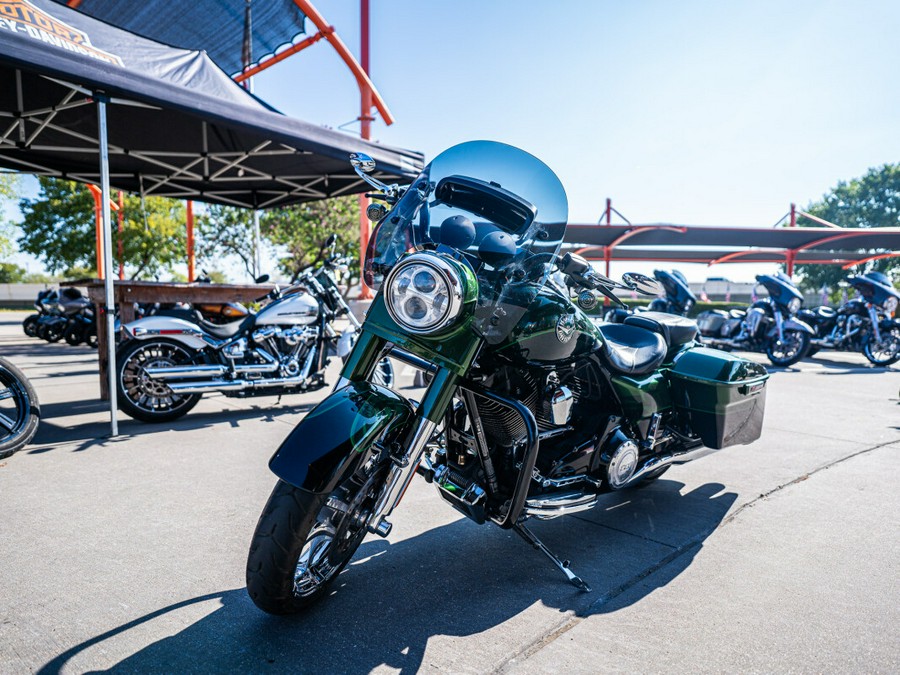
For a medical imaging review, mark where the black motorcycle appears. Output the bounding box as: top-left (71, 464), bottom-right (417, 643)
top-left (0, 356), bottom-right (40, 459)
top-left (605, 269), bottom-right (697, 323)
top-left (799, 271), bottom-right (900, 366)
top-left (22, 289), bottom-right (55, 338)
top-left (696, 272), bottom-right (814, 367)
top-left (59, 288), bottom-right (97, 347)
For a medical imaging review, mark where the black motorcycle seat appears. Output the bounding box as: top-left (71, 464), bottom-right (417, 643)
top-left (202, 314), bottom-right (255, 340)
top-left (624, 311), bottom-right (698, 348)
top-left (596, 323), bottom-right (667, 376)
top-left (729, 308), bottom-right (746, 319)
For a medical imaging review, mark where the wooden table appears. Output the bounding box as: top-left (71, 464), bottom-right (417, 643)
top-left (63, 279), bottom-right (274, 400)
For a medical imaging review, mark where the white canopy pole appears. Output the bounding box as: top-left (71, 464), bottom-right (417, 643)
top-left (97, 97), bottom-right (119, 436)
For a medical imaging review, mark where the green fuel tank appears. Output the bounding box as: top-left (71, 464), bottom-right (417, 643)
top-left (490, 285), bottom-right (602, 364)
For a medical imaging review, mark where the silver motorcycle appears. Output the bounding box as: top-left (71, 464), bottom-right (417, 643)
top-left (116, 236), bottom-right (393, 423)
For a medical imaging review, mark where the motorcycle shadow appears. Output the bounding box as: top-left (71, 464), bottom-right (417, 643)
top-left (38, 480), bottom-right (736, 674)
top-left (27, 400), bottom-right (315, 454)
top-left (805, 355), bottom-right (896, 374)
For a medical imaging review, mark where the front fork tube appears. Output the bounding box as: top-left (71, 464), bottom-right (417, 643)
top-left (774, 310), bottom-right (785, 342)
top-left (339, 330), bottom-right (458, 536)
top-left (868, 306), bottom-right (882, 342)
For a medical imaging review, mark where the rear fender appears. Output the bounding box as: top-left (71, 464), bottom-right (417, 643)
top-left (122, 316), bottom-right (216, 350)
top-left (768, 318), bottom-right (814, 337)
top-left (269, 381), bottom-right (415, 494)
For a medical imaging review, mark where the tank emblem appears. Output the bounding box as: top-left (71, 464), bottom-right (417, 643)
top-left (556, 314), bottom-right (576, 343)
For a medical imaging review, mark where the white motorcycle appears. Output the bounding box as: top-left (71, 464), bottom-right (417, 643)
top-left (116, 236), bottom-right (393, 423)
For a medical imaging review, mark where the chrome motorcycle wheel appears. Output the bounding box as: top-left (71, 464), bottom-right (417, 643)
top-left (116, 339), bottom-right (202, 423)
top-left (766, 329), bottom-right (810, 367)
top-left (863, 329), bottom-right (900, 366)
top-left (247, 468), bottom-right (385, 614)
top-left (0, 357), bottom-right (40, 459)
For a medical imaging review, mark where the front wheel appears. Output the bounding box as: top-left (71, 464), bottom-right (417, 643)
top-left (0, 357), bottom-right (41, 459)
top-left (116, 339), bottom-right (202, 422)
top-left (64, 325), bottom-right (84, 346)
top-left (766, 330), bottom-right (810, 367)
top-left (247, 469), bottom-right (385, 615)
top-left (22, 315), bottom-right (39, 337)
top-left (863, 328), bottom-right (900, 366)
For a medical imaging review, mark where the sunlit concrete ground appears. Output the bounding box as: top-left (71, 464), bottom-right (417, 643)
top-left (0, 309), bottom-right (897, 673)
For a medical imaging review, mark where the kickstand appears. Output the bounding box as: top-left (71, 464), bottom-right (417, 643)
top-left (513, 521), bottom-right (592, 593)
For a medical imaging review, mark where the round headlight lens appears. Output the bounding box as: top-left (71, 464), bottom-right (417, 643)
top-left (884, 296), bottom-right (898, 314)
top-left (385, 256), bottom-right (464, 333)
top-left (788, 298), bottom-right (801, 313)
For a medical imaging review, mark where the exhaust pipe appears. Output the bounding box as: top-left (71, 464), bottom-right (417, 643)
top-left (523, 443), bottom-right (713, 520)
top-left (145, 364), bottom-right (227, 379)
top-left (145, 348), bottom-right (279, 380)
top-left (166, 373), bottom-right (307, 395)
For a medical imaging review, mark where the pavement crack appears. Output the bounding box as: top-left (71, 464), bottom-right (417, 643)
top-left (568, 515), bottom-right (678, 549)
top-left (494, 439), bottom-right (897, 673)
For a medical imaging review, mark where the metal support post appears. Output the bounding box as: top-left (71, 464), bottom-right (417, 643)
top-left (98, 98), bottom-right (119, 436)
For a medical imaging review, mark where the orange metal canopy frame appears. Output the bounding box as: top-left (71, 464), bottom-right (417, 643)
top-left (568, 223), bottom-right (900, 276)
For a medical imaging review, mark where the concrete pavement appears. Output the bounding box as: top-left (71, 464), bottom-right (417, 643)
top-left (0, 309), bottom-right (897, 673)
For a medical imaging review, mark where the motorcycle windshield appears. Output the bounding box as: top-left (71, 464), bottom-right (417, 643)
top-left (364, 140), bottom-right (568, 343)
top-left (757, 273), bottom-right (802, 306)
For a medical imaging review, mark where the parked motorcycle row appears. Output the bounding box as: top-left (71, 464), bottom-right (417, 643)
top-left (606, 268), bottom-right (899, 367)
top-left (22, 287), bottom-right (97, 347)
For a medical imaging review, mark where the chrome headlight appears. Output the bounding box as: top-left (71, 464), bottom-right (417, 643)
top-left (788, 298), bottom-right (801, 313)
top-left (385, 253), bottom-right (464, 334)
top-left (884, 296), bottom-right (899, 314)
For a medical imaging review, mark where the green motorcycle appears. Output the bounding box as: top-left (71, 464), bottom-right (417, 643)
top-left (246, 141), bottom-right (769, 614)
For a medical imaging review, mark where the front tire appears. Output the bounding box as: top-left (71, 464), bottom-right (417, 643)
top-left (64, 325), bottom-right (84, 346)
top-left (0, 357), bottom-right (40, 459)
top-left (22, 315), bottom-right (39, 337)
top-left (247, 469), bottom-right (385, 615)
top-left (766, 329), bottom-right (810, 367)
top-left (116, 339), bottom-right (202, 422)
top-left (863, 328), bottom-right (900, 366)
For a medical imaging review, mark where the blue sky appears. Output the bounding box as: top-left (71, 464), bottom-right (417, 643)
top-left (6, 0), bottom-right (899, 282)
top-left (250, 0), bottom-right (899, 280)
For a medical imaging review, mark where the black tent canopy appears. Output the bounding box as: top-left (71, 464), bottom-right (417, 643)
top-left (0, 0), bottom-right (423, 435)
top-left (0, 0), bottom-right (423, 208)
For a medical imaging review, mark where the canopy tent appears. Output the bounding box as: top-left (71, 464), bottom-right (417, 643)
top-left (0, 0), bottom-right (424, 435)
top-left (0, 0), bottom-right (421, 207)
top-left (564, 224), bottom-right (900, 275)
top-left (52, 0), bottom-right (308, 76)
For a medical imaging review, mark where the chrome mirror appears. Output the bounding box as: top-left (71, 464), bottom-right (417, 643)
top-left (349, 152), bottom-right (376, 173)
top-left (349, 152), bottom-right (394, 194)
top-left (622, 272), bottom-right (663, 296)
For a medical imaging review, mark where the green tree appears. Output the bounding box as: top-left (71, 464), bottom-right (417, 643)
top-left (18, 177), bottom-right (187, 279)
top-left (0, 262), bottom-right (25, 282)
top-left (262, 196), bottom-right (360, 283)
top-left (794, 164), bottom-right (900, 292)
top-left (196, 204), bottom-right (259, 279)
top-left (0, 172), bottom-right (21, 259)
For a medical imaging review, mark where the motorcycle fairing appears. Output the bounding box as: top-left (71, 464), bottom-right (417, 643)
top-left (269, 381), bottom-right (414, 494)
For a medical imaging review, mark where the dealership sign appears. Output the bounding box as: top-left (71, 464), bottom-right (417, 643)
top-left (0, 0), bottom-right (123, 66)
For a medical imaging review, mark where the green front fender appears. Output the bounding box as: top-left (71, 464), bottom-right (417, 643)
top-left (268, 382), bottom-right (414, 494)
